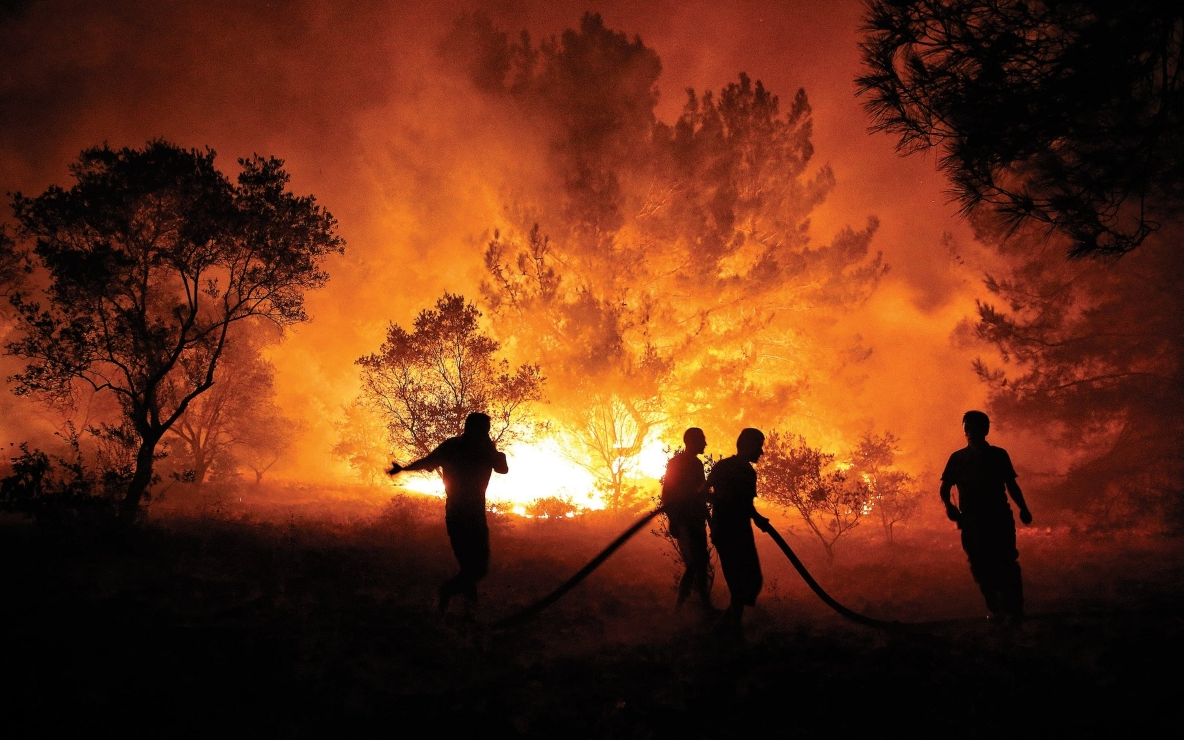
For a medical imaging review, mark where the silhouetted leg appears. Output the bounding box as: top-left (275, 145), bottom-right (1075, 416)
top-left (999, 520), bottom-right (1023, 618)
top-left (675, 523), bottom-right (694, 606)
top-left (674, 520), bottom-right (710, 608)
top-left (713, 526), bottom-right (760, 636)
top-left (985, 517), bottom-right (1021, 620)
top-left (438, 574), bottom-right (464, 613)
top-left (963, 519), bottom-right (1005, 616)
top-left (1001, 560), bottom-right (1024, 618)
top-left (444, 512), bottom-right (490, 613)
top-left (977, 562), bottom-right (1006, 616)
top-left (719, 600), bottom-right (745, 638)
top-left (687, 525), bottom-right (713, 609)
top-left (677, 571), bottom-right (694, 605)
top-left (963, 511), bottom-right (1025, 622)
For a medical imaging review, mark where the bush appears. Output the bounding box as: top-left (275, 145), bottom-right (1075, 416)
top-left (0, 442), bottom-right (120, 525)
top-left (526, 496), bottom-right (578, 520)
top-left (761, 431), bottom-right (868, 561)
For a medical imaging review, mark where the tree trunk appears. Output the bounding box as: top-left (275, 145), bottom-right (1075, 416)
top-left (192, 449), bottom-right (208, 494)
top-left (119, 435), bottom-right (160, 522)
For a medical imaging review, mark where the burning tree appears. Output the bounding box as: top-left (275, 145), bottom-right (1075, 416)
top-left (1, 140), bottom-right (343, 520)
top-left (761, 431), bottom-right (868, 561)
top-left (561, 392), bottom-right (663, 511)
top-left (469, 14), bottom-right (884, 485)
top-left (848, 431), bottom-right (919, 543)
top-left (355, 293), bottom-right (544, 459)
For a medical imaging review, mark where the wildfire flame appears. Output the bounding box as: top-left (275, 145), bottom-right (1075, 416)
top-left (395, 434), bottom-right (672, 515)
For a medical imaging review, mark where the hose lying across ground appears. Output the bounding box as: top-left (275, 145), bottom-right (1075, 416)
top-left (492, 507), bottom-right (898, 630)
top-left (759, 522), bottom-right (898, 628)
top-left (492, 508), bottom-right (665, 629)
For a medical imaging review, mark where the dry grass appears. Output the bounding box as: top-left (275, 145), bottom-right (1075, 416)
top-left (2, 485), bottom-right (1182, 736)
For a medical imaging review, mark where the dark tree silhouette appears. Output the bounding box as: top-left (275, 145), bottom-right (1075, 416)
top-left (760, 431), bottom-right (868, 562)
top-left (858, 1), bottom-right (1184, 257)
top-left (168, 330), bottom-right (293, 490)
top-left (967, 221), bottom-right (1184, 525)
top-left (233, 400), bottom-right (299, 485)
top-left (2, 140), bottom-right (343, 520)
top-left (0, 228), bottom-right (21, 297)
top-left (355, 293), bottom-right (544, 459)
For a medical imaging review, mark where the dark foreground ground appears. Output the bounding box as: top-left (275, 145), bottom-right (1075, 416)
top-left (2, 492), bottom-right (1183, 738)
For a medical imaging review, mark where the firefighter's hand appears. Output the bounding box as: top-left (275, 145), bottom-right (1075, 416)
top-left (944, 502), bottom-right (961, 523)
top-left (1019, 507), bottom-right (1033, 525)
top-left (386, 462), bottom-right (402, 476)
top-left (754, 515), bottom-right (772, 533)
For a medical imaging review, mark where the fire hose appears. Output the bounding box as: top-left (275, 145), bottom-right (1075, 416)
top-left (492, 507), bottom-right (898, 630)
top-left (759, 521), bottom-right (897, 628)
top-left (493, 508), bottom-right (665, 629)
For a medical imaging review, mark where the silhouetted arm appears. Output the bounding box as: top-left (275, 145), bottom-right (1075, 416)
top-left (387, 449), bottom-right (441, 476)
top-left (493, 450), bottom-right (508, 475)
top-left (700, 475), bottom-right (717, 525)
top-left (748, 470), bottom-right (771, 531)
top-left (1006, 479), bottom-right (1032, 525)
top-left (939, 481), bottom-right (961, 522)
top-left (702, 467), bottom-right (718, 506)
top-left (751, 502), bottom-right (772, 532)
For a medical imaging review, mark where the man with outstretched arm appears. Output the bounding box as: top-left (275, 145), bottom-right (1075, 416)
top-left (388, 412), bottom-right (509, 615)
top-left (940, 410), bottom-right (1033, 624)
top-left (705, 428), bottom-right (772, 637)
top-left (661, 427), bottom-right (714, 613)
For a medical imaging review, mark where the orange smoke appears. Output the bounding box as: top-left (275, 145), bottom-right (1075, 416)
top-left (0, 1), bottom-right (1000, 512)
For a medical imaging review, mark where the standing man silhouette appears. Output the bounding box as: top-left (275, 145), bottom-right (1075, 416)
top-left (940, 410), bottom-right (1033, 623)
top-left (661, 427), bottom-right (713, 612)
top-left (705, 428), bottom-right (772, 636)
top-left (388, 412), bottom-right (508, 614)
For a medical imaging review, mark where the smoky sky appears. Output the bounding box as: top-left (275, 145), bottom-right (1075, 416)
top-left (0, 0), bottom-right (998, 481)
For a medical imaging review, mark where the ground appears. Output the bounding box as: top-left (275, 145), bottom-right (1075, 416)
top-left (2, 487), bottom-right (1182, 737)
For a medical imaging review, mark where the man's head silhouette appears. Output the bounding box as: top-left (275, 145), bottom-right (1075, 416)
top-left (684, 427), bottom-right (707, 456)
top-left (962, 410), bottom-right (990, 443)
top-left (464, 412), bottom-right (492, 437)
top-left (736, 428), bottom-right (765, 463)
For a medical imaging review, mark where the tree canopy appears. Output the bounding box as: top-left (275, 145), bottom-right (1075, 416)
top-left (967, 220), bottom-right (1184, 526)
top-left (2, 140), bottom-right (343, 518)
top-left (858, 1), bottom-right (1184, 257)
top-left (168, 325), bottom-right (294, 490)
top-left (356, 293), bottom-right (544, 460)
top-left (760, 431), bottom-right (866, 561)
top-left (459, 14), bottom-right (884, 489)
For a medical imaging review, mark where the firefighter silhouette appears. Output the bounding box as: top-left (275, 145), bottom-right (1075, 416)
top-left (389, 412), bottom-right (508, 614)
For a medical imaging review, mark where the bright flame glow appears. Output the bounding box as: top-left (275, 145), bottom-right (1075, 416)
top-left (395, 437), bottom-right (607, 511)
top-left (397, 474), bottom-right (446, 498)
top-left (489, 438), bottom-right (604, 510)
top-left (635, 436), bottom-right (672, 480)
